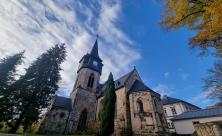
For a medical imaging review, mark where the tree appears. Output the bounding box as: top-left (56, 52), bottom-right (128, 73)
top-left (204, 60), bottom-right (222, 100)
top-left (160, 0), bottom-right (222, 57)
top-left (99, 73), bottom-right (116, 136)
top-left (9, 44), bottom-right (66, 133)
top-left (0, 52), bottom-right (24, 121)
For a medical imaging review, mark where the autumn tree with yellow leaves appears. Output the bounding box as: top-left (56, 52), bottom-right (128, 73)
top-left (161, 0), bottom-right (222, 57)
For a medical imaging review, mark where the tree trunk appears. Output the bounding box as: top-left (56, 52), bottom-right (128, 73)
top-left (9, 111), bottom-right (25, 133)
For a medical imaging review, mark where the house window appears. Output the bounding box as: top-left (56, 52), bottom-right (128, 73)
top-left (137, 99), bottom-right (144, 113)
top-left (87, 73), bottom-right (94, 88)
top-left (171, 107), bottom-right (177, 115)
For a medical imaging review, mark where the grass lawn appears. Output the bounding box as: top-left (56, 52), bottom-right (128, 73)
top-left (0, 132), bottom-right (94, 136)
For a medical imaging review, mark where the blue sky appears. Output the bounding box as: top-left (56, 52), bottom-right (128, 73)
top-left (120, 1), bottom-right (216, 108)
top-left (0, 0), bottom-right (216, 108)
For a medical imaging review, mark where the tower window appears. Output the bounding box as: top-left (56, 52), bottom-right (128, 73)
top-left (87, 73), bottom-right (94, 88)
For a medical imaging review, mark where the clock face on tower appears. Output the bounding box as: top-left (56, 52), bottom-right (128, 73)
top-left (93, 60), bottom-right (98, 66)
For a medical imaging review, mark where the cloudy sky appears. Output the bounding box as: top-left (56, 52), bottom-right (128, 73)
top-left (0, 0), bottom-right (217, 108)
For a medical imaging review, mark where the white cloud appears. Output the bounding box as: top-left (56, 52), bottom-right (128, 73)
top-left (180, 73), bottom-right (189, 80)
top-left (178, 68), bottom-right (189, 81)
top-left (0, 0), bottom-right (140, 97)
top-left (164, 72), bottom-right (170, 78)
top-left (153, 84), bottom-right (173, 97)
top-left (187, 91), bottom-right (216, 108)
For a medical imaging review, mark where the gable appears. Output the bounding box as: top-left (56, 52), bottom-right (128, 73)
top-left (124, 69), bottom-right (142, 91)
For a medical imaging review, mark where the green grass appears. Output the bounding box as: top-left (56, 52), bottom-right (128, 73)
top-left (0, 133), bottom-right (94, 136)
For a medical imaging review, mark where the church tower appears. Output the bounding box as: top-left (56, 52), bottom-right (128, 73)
top-left (68, 39), bottom-right (103, 133)
top-left (72, 39), bottom-right (103, 93)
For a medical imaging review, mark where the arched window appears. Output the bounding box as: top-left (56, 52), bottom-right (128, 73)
top-left (137, 99), bottom-right (144, 113)
top-left (87, 73), bottom-right (94, 88)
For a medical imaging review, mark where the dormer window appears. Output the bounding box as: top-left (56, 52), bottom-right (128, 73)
top-left (87, 73), bottom-right (94, 88)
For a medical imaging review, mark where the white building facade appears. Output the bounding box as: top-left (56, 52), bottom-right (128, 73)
top-left (162, 95), bottom-right (200, 132)
top-left (172, 107), bottom-right (222, 135)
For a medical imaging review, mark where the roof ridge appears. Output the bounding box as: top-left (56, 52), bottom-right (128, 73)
top-left (181, 106), bottom-right (222, 114)
top-left (115, 69), bottom-right (135, 81)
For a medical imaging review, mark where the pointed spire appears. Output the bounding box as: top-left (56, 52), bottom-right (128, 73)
top-left (90, 37), bottom-right (99, 58)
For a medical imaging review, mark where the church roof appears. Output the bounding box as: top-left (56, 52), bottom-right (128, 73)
top-left (97, 69), bottom-right (160, 97)
top-left (162, 95), bottom-right (200, 109)
top-left (96, 70), bottom-right (135, 98)
top-left (129, 80), bottom-right (160, 96)
top-left (172, 107), bottom-right (222, 121)
top-left (129, 80), bottom-right (150, 92)
top-left (52, 95), bottom-right (72, 111)
top-left (114, 69), bottom-right (135, 89)
top-left (77, 39), bottom-right (103, 74)
top-left (90, 39), bottom-right (99, 58)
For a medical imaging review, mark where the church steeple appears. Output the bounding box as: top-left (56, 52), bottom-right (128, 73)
top-left (77, 38), bottom-right (103, 74)
top-left (90, 39), bottom-right (99, 58)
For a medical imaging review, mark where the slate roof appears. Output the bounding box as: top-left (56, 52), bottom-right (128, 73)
top-left (129, 80), bottom-right (160, 96)
top-left (97, 70), bottom-right (160, 97)
top-left (114, 69), bottom-right (135, 89)
top-left (162, 96), bottom-right (200, 109)
top-left (96, 69), bottom-right (135, 98)
top-left (90, 39), bottom-right (99, 59)
top-left (52, 95), bottom-right (72, 111)
top-left (77, 39), bottom-right (103, 74)
top-left (172, 107), bottom-right (222, 121)
top-left (162, 96), bottom-right (182, 105)
top-left (129, 80), bottom-right (150, 92)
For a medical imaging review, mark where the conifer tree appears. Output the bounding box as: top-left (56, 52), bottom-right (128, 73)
top-left (99, 73), bottom-right (116, 136)
top-left (9, 44), bottom-right (66, 133)
top-left (0, 52), bottom-right (24, 121)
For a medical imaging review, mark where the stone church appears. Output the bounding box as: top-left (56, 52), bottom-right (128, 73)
top-left (38, 39), bottom-right (169, 135)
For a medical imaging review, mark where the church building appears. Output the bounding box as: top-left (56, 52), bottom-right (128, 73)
top-left (38, 39), bottom-right (169, 136)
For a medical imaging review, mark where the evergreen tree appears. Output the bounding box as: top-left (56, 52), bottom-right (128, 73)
top-left (99, 73), bottom-right (116, 136)
top-left (9, 44), bottom-right (66, 133)
top-left (0, 52), bottom-right (24, 121)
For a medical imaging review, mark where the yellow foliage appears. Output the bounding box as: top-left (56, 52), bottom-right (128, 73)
top-left (161, 0), bottom-right (222, 57)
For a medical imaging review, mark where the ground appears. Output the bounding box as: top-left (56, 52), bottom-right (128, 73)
top-left (0, 133), bottom-right (94, 136)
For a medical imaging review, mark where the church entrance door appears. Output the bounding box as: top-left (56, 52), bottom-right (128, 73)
top-left (77, 109), bottom-right (87, 131)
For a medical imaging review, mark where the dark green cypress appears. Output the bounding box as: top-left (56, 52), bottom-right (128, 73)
top-left (99, 72), bottom-right (116, 136)
top-left (9, 44), bottom-right (66, 133)
top-left (0, 52), bottom-right (24, 121)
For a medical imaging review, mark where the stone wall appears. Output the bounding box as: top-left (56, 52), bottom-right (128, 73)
top-left (114, 87), bottom-right (131, 136)
top-left (194, 121), bottom-right (222, 136)
top-left (67, 88), bottom-right (97, 133)
top-left (38, 108), bottom-right (69, 134)
top-left (129, 91), bottom-right (169, 136)
top-left (71, 68), bottom-right (101, 94)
